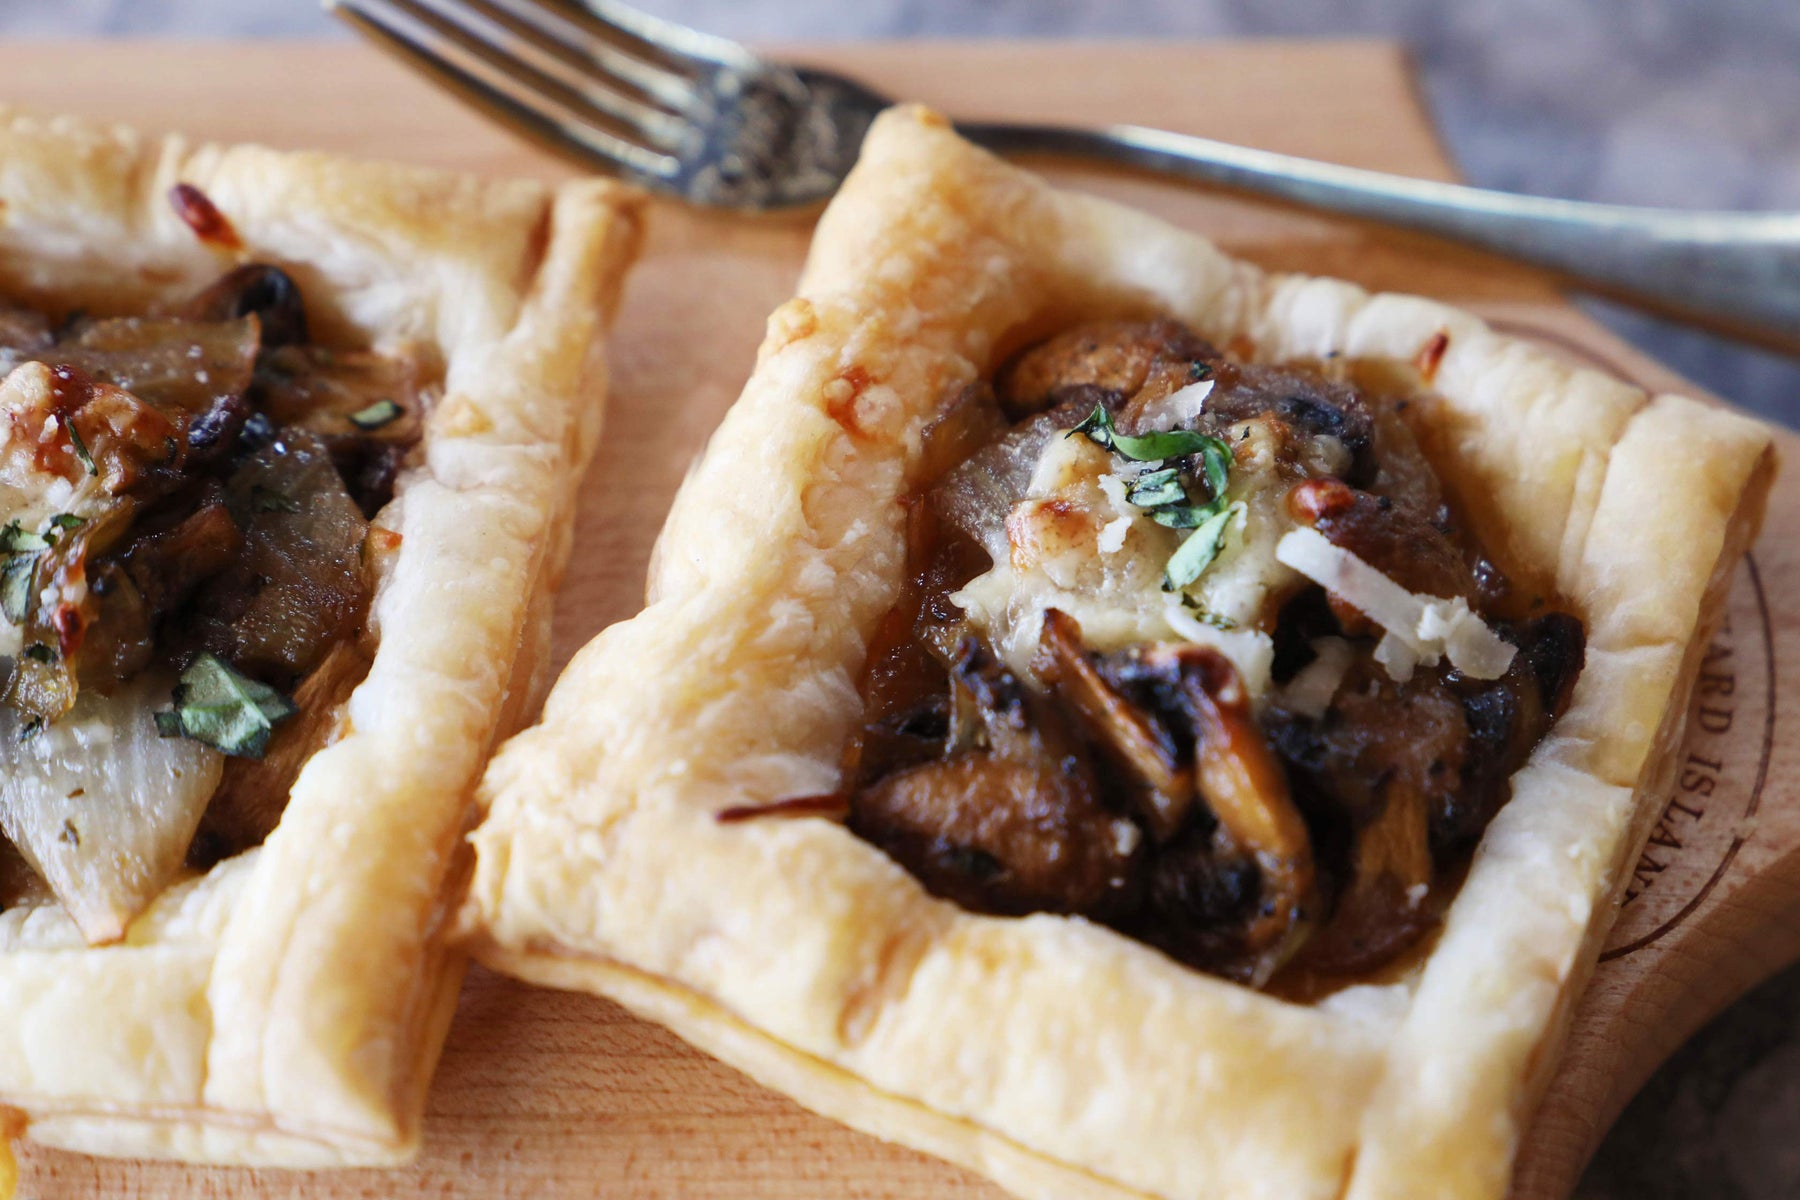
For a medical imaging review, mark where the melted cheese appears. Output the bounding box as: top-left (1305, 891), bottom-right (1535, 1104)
top-left (951, 425), bottom-right (1286, 697)
top-left (0, 363), bottom-right (106, 659)
top-left (1277, 636), bottom-right (1355, 718)
top-left (0, 363), bottom-right (82, 516)
top-left (950, 400), bottom-right (1511, 702)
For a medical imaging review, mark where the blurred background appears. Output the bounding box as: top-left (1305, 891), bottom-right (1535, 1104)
top-left (7, 3), bottom-right (1798, 1198)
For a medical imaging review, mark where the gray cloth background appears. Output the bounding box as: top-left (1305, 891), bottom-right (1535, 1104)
top-left (6, 3), bottom-right (1798, 1197)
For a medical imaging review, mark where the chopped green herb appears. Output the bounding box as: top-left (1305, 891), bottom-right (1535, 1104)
top-left (1125, 467), bottom-right (1187, 509)
top-left (1069, 405), bottom-right (1222, 463)
top-left (1199, 440), bottom-right (1232, 503)
top-left (60, 415), bottom-right (97, 477)
top-left (37, 512), bottom-right (86, 547)
top-left (251, 485), bottom-right (301, 514)
top-left (0, 520), bottom-right (48, 554)
top-left (1162, 503), bottom-right (1241, 592)
top-left (1178, 593), bottom-right (1239, 629)
top-left (154, 709), bottom-right (182, 738)
top-left (1074, 405), bottom-right (1240, 594)
top-left (156, 653), bottom-right (297, 758)
top-left (21, 643), bottom-right (55, 664)
top-left (17, 717), bottom-right (42, 742)
top-left (1, 554), bottom-right (36, 623)
top-left (1187, 361), bottom-right (1212, 382)
top-left (348, 398), bottom-right (403, 431)
top-left (1149, 505), bottom-right (1206, 530)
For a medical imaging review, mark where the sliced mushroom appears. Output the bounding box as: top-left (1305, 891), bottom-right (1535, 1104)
top-left (1132, 819), bottom-right (1271, 984)
top-left (1198, 361), bottom-right (1377, 486)
top-left (1292, 782), bottom-right (1435, 976)
top-left (1132, 643), bottom-right (1317, 969)
top-left (1033, 608), bottom-right (1193, 840)
top-left (1287, 478), bottom-right (1474, 602)
top-left (252, 344), bottom-right (427, 515)
top-left (178, 431), bottom-right (371, 681)
top-left (1439, 611), bottom-right (1586, 853)
top-left (916, 380), bottom-right (1008, 489)
top-left (850, 752), bottom-right (1139, 919)
top-left (179, 263), bottom-right (309, 347)
top-left (851, 635), bottom-right (1142, 919)
top-left (997, 319), bottom-right (1214, 421)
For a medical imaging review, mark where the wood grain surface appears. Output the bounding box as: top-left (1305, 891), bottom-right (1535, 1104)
top-left (1, 39), bottom-right (1793, 1200)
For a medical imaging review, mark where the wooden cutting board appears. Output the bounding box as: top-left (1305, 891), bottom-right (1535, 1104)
top-left (3, 39), bottom-right (1794, 1200)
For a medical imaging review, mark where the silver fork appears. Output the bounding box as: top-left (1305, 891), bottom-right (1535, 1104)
top-left (326, 0), bottom-right (1800, 355)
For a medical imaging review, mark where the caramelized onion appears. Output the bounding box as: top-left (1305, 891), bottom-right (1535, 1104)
top-left (0, 835), bottom-right (51, 910)
top-left (194, 638), bottom-right (370, 865)
top-left (183, 431), bottom-right (370, 680)
top-left (54, 316), bottom-right (259, 416)
top-left (1296, 783), bottom-right (1435, 976)
top-left (931, 402), bottom-right (1079, 564)
top-left (0, 671), bottom-right (223, 944)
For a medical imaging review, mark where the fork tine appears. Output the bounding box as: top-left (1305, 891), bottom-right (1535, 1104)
top-left (474, 0), bottom-right (712, 115)
top-left (411, 0), bottom-right (691, 148)
top-left (328, 0), bottom-right (680, 185)
top-left (541, 0), bottom-right (758, 75)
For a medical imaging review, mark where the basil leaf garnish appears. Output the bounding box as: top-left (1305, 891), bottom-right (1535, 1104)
top-left (156, 653), bottom-right (298, 759)
top-left (0, 520), bottom-right (49, 554)
top-left (1125, 467), bottom-right (1187, 509)
top-left (1200, 440), bottom-right (1232, 503)
top-left (1072, 404), bottom-right (1241, 595)
top-left (1070, 405), bottom-right (1219, 463)
top-left (1149, 506), bottom-right (1205, 530)
top-left (1162, 503), bottom-right (1241, 592)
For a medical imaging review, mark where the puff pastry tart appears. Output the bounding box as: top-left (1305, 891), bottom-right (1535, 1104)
top-left (465, 105), bottom-right (1774, 1200)
top-left (0, 106), bottom-right (641, 1183)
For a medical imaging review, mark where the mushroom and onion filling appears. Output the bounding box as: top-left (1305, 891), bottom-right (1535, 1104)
top-left (0, 264), bottom-right (426, 942)
top-left (790, 320), bottom-right (1583, 990)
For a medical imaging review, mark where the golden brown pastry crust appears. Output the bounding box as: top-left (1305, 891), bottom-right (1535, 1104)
top-left (463, 105), bottom-right (1773, 1200)
top-left (0, 107), bottom-right (642, 1167)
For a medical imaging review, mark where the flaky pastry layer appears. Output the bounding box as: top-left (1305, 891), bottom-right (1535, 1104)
top-left (0, 107), bottom-right (642, 1168)
top-left (464, 106), bottom-right (1772, 1200)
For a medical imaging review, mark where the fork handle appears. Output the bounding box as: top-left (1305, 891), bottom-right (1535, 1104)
top-left (958, 120), bottom-right (1800, 355)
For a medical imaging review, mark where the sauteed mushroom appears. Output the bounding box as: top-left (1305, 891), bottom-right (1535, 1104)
top-left (181, 263), bottom-right (309, 347)
top-left (824, 316), bottom-right (1589, 990)
top-left (1033, 608), bottom-right (1192, 840)
top-left (850, 638), bottom-right (1141, 917)
top-left (1117, 641), bottom-right (1318, 975)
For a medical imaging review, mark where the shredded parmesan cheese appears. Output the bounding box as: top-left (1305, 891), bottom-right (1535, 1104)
top-left (1111, 819), bottom-right (1142, 856)
top-left (1274, 526), bottom-right (1516, 681)
top-left (1132, 378), bottom-right (1214, 428)
top-left (1096, 515), bottom-right (1132, 554)
top-left (1279, 636), bottom-right (1355, 718)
